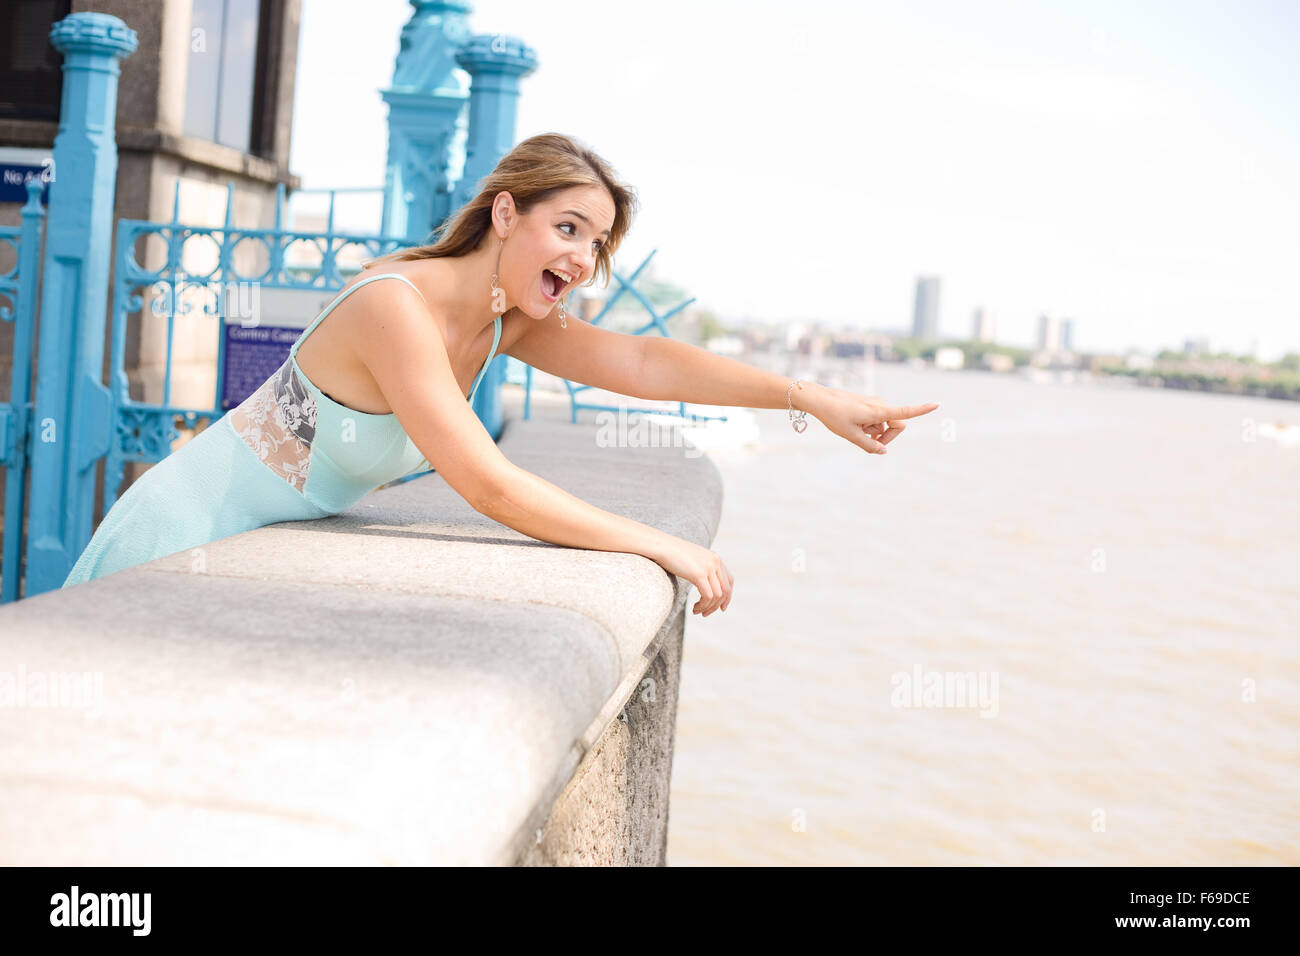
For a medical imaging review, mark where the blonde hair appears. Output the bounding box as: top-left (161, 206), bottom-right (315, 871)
top-left (361, 132), bottom-right (638, 288)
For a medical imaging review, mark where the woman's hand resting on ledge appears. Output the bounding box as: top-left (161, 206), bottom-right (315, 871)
top-left (797, 383), bottom-right (940, 455)
top-left (656, 537), bottom-right (735, 617)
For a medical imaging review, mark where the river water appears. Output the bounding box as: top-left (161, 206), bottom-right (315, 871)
top-left (662, 363), bottom-right (1299, 865)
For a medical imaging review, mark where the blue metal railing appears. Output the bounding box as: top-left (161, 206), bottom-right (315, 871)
top-left (103, 179), bottom-right (419, 512)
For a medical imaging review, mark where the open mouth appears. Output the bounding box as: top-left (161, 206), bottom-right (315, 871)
top-left (540, 268), bottom-right (571, 300)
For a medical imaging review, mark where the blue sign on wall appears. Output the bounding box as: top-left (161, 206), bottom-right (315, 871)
top-left (218, 286), bottom-right (341, 410)
top-left (0, 163), bottom-right (53, 205)
top-left (221, 324), bottom-right (301, 409)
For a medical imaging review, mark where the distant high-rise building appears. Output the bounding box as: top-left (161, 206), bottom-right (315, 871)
top-left (912, 276), bottom-right (940, 341)
top-left (1184, 336), bottom-right (1211, 356)
top-left (1037, 313), bottom-right (1062, 352)
top-left (972, 307), bottom-right (995, 342)
top-left (1061, 317), bottom-right (1075, 351)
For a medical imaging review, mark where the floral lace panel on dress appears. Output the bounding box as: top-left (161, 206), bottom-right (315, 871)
top-left (229, 356), bottom-right (318, 492)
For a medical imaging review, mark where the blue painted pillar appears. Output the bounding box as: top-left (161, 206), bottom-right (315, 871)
top-left (1, 181), bottom-right (47, 603)
top-left (26, 13), bottom-right (137, 596)
top-left (379, 1), bottom-right (474, 243)
top-left (452, 34), bottom-right (538, 212)
top-left (454, 34), bottom-right (538, 436)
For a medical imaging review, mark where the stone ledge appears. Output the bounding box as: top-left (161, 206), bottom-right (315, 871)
top-left (0, 407), bottom-right (721, 864)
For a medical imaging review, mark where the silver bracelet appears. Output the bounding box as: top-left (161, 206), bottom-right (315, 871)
top-left (788, 379), bottom-right (809, 433)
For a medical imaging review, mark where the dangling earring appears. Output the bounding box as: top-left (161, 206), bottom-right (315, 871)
top-left (557, 293), bottom-right (569, 329)
top-left (489, 237), bottom-right (505, 313)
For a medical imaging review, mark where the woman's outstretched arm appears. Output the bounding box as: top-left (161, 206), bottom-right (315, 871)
top-left (638, 335), bottom-right (822, 409)
top-left (638, 336), bottom-right (941, 454)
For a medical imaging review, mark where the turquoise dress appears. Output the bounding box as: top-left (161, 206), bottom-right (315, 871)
top-left (62, 272), bottom-right (502, 587)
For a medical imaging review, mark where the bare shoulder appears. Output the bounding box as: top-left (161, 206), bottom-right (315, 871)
top-left (341, 270), bottom-right (439, 350)
top-left (345, 264), bottom-right (432, 304)
top-left (336, 264), bottom-right (524, 396)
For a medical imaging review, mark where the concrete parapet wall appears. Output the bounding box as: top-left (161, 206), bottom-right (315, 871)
top-left (0, 397), bottom-right (721, 865)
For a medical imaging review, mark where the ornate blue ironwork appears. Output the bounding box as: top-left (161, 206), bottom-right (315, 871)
top-left (380, 1), bottom-right (474, 242)
top-left (103, 178), bottom-right (417, 512)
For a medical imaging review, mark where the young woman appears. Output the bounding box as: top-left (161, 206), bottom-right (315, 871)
top-left (62, 133), bottom-right (939, 616)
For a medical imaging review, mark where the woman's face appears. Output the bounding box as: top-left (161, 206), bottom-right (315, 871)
top-left (499, 184), bottom-right (616, 320)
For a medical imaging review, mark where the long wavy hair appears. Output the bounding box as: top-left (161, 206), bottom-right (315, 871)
top-left (361, 132), bottom-right (638, 289)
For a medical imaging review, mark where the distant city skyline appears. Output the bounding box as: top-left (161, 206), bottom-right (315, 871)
top-left (291, 0), bottom-right (1300, 361)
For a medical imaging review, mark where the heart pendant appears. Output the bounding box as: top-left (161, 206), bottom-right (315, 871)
top-left (793, 418), bottom-right (807, 433)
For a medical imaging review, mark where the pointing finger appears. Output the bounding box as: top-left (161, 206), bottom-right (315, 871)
top-left (883, 402), bottom-right (940, 420)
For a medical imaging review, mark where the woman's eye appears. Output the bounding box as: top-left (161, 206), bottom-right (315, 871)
top-left (561, 222), bottom-right (602, 254)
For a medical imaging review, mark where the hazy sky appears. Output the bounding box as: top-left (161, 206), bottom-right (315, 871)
top-left (291, 0), bottom-right (1299, 359)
